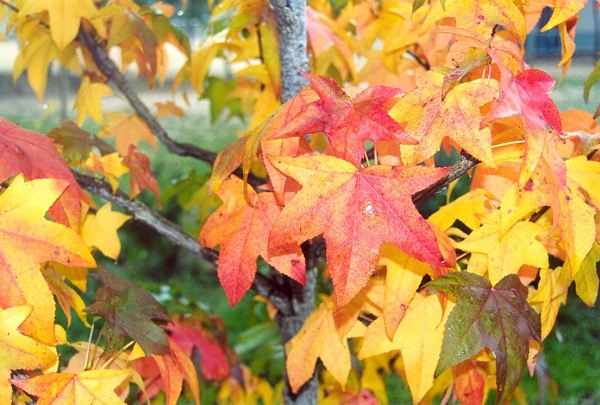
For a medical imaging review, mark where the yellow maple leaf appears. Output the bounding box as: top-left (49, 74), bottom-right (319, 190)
top-left (286, 300), bottom-right (351, 393)
top-left (11, 368), bottom-right (130, 405)
top-left (100, 112), bottom-right (157, 156)
top-left (18, 0), bottom-right (97, 50)
top-left (528, 266), bottom-right (570, 340)
top-left (84, 152), bottom-right (130, 192)
top-left (0, 306), bottom-right (57, 404)
top-left (379, 243), bottom-right (431, 340)
top-left (455, 210), bottom-right (549, 285)
top-left (81, 203), bottom-right (131, 260)
top-left (573, 242), bottom-right (600, 307)
top-left (566, 155), bottom-right (600, 210)
top-left (12, 24), bottom-right (59, 100)
top-left (541, 0), bottom-right (587, 31)
top-left (73, 76), bottom-right (115, 125)
top-left (42, 264), bottom-right (90, 327)
top-left (0, 176), bottom-right (95, 345)
top-left (429, 188), bottom-right (491, 232)
top-left (359, 294), bottom-right (453, 404)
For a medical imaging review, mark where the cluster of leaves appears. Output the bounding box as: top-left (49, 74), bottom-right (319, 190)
top-left (0, 0), bottom-right (600, 403)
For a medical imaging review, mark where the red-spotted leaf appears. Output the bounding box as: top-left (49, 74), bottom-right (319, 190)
top-left (268, 154), bottom-right (449, 305)
top-left (426, 272), bottom-right (541, 403)
top-left (269, 73), bottom-right (415, 167)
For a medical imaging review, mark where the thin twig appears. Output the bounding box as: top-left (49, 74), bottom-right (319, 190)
top-left (76, 27), bottom-right (219, 163)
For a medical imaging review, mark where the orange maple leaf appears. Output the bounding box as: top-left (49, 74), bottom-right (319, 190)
top-left (200, 176), bottom-right (306, 306)
top-left (269, 72), bottom-right (415, 167)
top-left (11, 369), bottom-right (130, 405)
top-left (286, 300), bottom-right (351, 393)
top-left (268, 155), bottom-right (449, 305)
top-left (134, 337), bottom-right (200, 405)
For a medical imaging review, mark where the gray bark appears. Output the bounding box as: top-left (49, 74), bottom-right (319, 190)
top-left (271, 2), bottom-right (316, 403)
top-left (272, 0), bottom-right (309, 103)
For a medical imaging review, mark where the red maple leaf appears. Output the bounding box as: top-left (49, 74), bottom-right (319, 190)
top-left (0, 117), bottom-right (86, 229)
top-left (268, 155), bottom-right (449, 305)
top-left (483, 69), bottom-right (562, 133)
top-left (269, 72), bottom-right (415, 167)
top-left (481, 69), bottom-right (563, 184)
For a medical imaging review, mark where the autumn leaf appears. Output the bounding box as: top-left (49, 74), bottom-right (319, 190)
top-left (12, 24), bottom-right (60, 100)
top-left (429, 188), bottom-right (491, 232)
top-left (167, 312), bottom-right (234, 382)
top-left (80, 203), bottom-right (131, 260)
top-left (154, 101), bottom-right (185, 119)
top-left (286, 300), bottom-right (351, 393)
top-left (454, 210), bottom-right (549, 285)
top-left (18, 0), bottom-right (97, 50)
top-left (481, 69), bottom-right (562, 184)
top-left (540, 0), bottom-right (587, 31)
top-left (47, 121), bottom-right (93, 165)
top-left (73, 76), bottom-right (115, 125)
top-left (0, 176), bottom-right (95, 344)
top-left (123, 146), bottom-right (161, 206)
top-left (0, 117), bottom-right (87, 229)
top-left (359, 294), bottom-right (452, 403)
top-left (84, 152), bottom-right (129, 192)
top-left (85, 266), bottom-right (170, 356)
top-left (379, 243), bottom-right (432, 340)
top-left (11, 369), bottom-right (130, 405)
top-left (268, 154), bottom-right (449, 305)
top-left (388, 71), bottom-right (498, 166)
top-left (200, 176), bottom-right (305, 306)
top-left (451, 360), bottom-right (486, 405)
top-left (269, 72), bottom-right (415, 167)
top-left (100, 112), bottom-right (157, 156)
top-left (426, 272), bottom-right (541, 403)
top-left (135, 337), bottom-right (200, 405)
top-left (528, 266), bottom-right (570, 340)
top-left (573, 243), bottom-right (600, 307)
top-left (0, 306), bottom-right (57, 404)
top-left (42, 264), bottom-right (90, 327)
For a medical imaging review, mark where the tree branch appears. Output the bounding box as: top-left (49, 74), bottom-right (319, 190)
top-left (72, 170), bottom-right (219, 264)
top-left (74, 170), bottom-right (298, 312)
top-left (412, 151), bottom-right (480, 206)
top-left (76, 27), bottom-right (219, 164)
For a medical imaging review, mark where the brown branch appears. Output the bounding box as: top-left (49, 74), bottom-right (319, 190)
top-left (412, 151), bottom-right (480, 206)
top-left (74, 170), bottom-right (294, 311)
top-left (73, 170), bottom-right (219, 264)
top-left (76, 27), bottom-right (219, 164)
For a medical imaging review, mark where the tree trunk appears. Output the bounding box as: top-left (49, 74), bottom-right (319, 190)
top-left (271, 2), bottom-right (316, 403)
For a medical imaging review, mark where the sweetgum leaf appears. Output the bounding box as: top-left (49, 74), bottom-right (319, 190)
top-left (85, 266), bottom-right (170, 356)
top-left (426, 272), bottom-right (541, 403)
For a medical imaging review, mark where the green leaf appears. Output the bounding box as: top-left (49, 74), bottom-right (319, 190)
top-left (584, 59), bottom-right (600, 104)
top-left (85, 266), bottom-right (170, 356)
top-left (204, 77), bottom-right (244, 122)
top-left (426, 272), bottom-right (541, 403)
